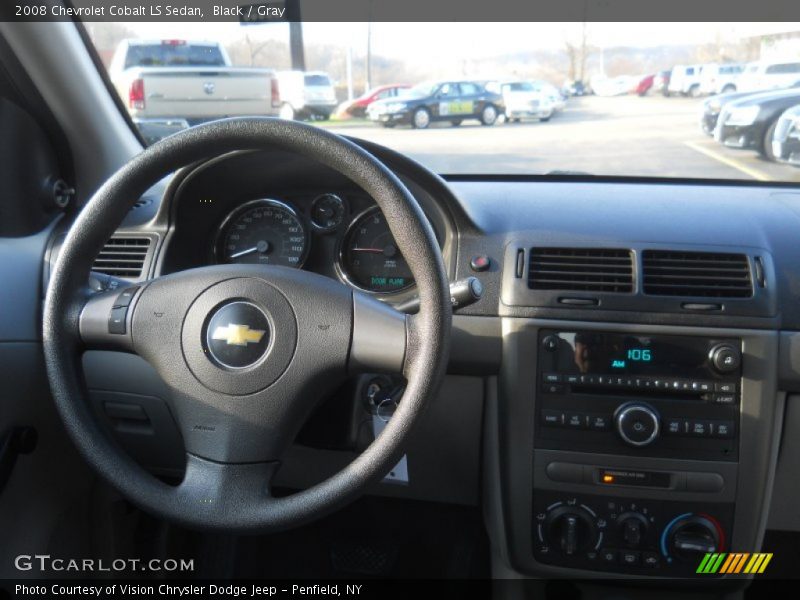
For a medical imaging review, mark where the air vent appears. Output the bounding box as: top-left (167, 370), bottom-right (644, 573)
top-left (92, 237), bottom-right (151, 279)
top-left (642, 250), bottom-right (752, 298)
top-left (528, 248), bottom-right (634, 293)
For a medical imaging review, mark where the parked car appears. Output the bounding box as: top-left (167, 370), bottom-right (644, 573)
top-left (714, 87), bottom-right (800, 160)
top-left (636, 74), bottom-right (655, 96)
top-left (591, 75), bottom-right (637, 97)
top-left (562, 79), bottom-right (589, 96)
top-left (109, 39), bottom-right (280, 126)
top-left (667, 64), bottom-right (705, 97)
top-left (771, 104), bottom-right (800, 166)
top-left (531, 80), bottom-right (566, 111)
top-left (699, 89), bottom-right (767, 136)
top-left (495, 80), bottom-right (557, 122)
top-left (337, 84), bottom-right (411, 118)
top-left (653, 70), bottom-right (671, 95)
top-left (366, 80), bottom-right (504, 128)
top-left (698, 63), bottom-right (744, 95)
top-left (737, 60), bottom-right (800, 93)
top-left (275, 71), bottom-right (338, 120)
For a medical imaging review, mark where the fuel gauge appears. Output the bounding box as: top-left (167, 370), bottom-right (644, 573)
top-left (310, 193), bottom-right (347, 232)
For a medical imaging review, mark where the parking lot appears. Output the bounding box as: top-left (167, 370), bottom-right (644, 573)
top-left (326, 95), bottom-right (800, 182)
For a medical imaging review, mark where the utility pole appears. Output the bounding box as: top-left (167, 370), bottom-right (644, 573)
top-left (286, 0), bottom-right (305, 71)
top-left (346, 46), bottom-right (354, 100)
top-left (365, 22), bottom-right (372, 91)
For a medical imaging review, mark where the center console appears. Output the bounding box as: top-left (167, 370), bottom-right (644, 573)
top-left (492, 319), bottom-right (781, 579)
top-left (534, 329), bottom-right (741, 575)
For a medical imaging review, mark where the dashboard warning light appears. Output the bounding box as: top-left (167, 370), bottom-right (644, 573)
top-left (602, 474), bottom-right (615, 484)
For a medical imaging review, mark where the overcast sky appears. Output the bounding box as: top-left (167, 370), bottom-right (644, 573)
top-left (127, 22), bottom-right (800, 58)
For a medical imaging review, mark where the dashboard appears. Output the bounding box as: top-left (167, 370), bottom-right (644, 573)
top-left (157, 148), bottom-right (455, 301)
top-left (72, 138), bottom-right (800, 583)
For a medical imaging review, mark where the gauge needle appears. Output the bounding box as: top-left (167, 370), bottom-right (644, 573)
top-left (229, 240), bottom-right (270, 260)
top-left (229, 247), bottom-right (259, 259)
top-left (351, 247), bottom-right (385, 254)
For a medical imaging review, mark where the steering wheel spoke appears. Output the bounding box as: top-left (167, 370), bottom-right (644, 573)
top-left (349, 292), bottom-right (408, 374)
top-left (178, 454), bottom-right (278, 508)
top-left (78, 285), bottom-right (141, 352)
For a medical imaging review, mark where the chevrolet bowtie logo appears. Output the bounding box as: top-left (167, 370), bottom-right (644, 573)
top-left (211, 324), bottom-right (266, 346)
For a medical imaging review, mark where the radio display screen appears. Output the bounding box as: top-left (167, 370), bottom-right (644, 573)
top-left (539, 331), bottom-right (735, 378)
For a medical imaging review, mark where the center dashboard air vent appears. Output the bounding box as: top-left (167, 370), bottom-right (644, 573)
top-left (642, 250), bottom-right (753, 298)
top-left (528, 247), bottom-right (634, 293)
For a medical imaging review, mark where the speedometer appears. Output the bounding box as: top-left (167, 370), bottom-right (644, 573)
top-left (337, 207), bottom-right (414, 293)
top-left (216, 199), bottom-right (309, 267)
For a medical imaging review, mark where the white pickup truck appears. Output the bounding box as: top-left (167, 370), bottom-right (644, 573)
top-left (109, 39), bottom-right (280, 136)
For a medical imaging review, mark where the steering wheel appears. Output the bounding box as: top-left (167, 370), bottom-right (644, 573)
top-left (42, 118), bottom-right (451, 532)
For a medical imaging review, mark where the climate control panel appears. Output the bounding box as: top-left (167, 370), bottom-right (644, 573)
top-left (533, 490), bottom-right (733, 576)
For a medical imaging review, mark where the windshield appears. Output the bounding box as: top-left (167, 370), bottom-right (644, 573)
top-left (304, 74), bottom-right (331, 86)
top-left (504, 82), bottom-right (536, 92)
top-left (85, 22), bottom-right (800, 182)
top-left (122, 42), bottom-right (226, 68)
top-left (403, 83), bottom-right (438, 98)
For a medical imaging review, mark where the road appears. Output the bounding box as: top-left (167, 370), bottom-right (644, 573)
top-left (323, 95), bottom-right (800, 182)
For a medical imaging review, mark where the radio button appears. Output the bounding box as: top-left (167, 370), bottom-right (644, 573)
top-left (590, 415), bottom-right (611, 431)
top-left (715, 382), bottom-right (737, 393)
top-left (615, 403), bottom-right (660, 447)
top-left (665, 419), bottom-right (685, 435)
top-left (696, 381), bottom-right (713, 392)
top-left (689, 421), bottom-right (710, 436)
top-left (542, 410), bottom-right (564, 426)
top-left (713, 421), bottom-right (735, 438)
top-left (566, 374), bottom-right (580, 385)
top-left (566, 413), bottom-right (588, 429)
top-left (543, 373), bottom-right (562, 383)
top-left (713, 394), bottom-right (736, 405)
top-left (542, 335), bottom-right (559, 352)
top-left (542, 383), bottom-right (565, 394)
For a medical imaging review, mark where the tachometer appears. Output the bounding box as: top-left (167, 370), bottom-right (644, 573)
top-left (338, 207), bottom-right (414, 293)
top-left (216, 199), bottom-right (309, 267)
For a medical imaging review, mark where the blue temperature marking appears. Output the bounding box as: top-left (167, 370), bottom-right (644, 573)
top-left (660, 512), bottom-right (692, 559)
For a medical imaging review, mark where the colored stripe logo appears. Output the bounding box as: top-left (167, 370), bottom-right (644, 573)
top-left (697, 553), bottom-right (773, 574)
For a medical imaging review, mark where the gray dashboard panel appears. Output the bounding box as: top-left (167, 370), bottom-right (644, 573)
top-left (492, 317), bottom-right (781, 578)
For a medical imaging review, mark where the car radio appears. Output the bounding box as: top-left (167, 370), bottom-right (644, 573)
top-left (535, 331), bottom-right (741, 462)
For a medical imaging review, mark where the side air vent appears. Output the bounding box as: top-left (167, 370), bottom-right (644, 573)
top-left (528, 248), bottom-right (634, 293)
top-left (642, 250), bottom-right (753, 298)
top-left (92, 237), bottom-right (151, 279)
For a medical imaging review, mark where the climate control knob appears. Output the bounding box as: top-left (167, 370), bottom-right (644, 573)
top-left (614, 402), bottom-right (660, 447)
top-left (708, 343), bottom-right (741, 374)
top-left (663, 514), bottom-right (723, 563)
top-left (618, 512), bottom-right (649, 548)
top-left (544, 506), bottom-right (598, 556)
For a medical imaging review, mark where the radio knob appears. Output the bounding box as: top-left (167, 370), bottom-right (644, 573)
top-left (709, 344), bottom-right (741, 374)
top-left (614, 402), bottom-right (660, 447)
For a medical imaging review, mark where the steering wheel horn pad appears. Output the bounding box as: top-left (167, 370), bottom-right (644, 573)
top-left (43, 118), bottom-right (451, 532)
